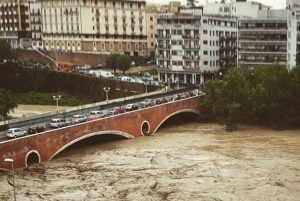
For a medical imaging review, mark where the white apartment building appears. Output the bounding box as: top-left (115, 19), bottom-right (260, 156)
top-left (0, 0), bottom-right (31, 49)
top-left (237, 9), bottom-right (297, 70)
top-left (204, 0), bottom-right (271, 18)
top-left (30, 0), bottom-right (43, 50)
top-left (156, 7), bottom-right (237, 85)
top-left (41, 0), bottom-right (148, 56)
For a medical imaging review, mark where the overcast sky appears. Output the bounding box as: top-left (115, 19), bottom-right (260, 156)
top-left (147, 0), bottom-right (286, 9)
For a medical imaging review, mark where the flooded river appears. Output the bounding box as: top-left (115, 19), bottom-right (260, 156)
top-left (0, 123), bottom-right (300, 201)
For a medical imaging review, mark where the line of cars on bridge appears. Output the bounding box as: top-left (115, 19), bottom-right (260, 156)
top-left (5, 89), bottom-right (203, 139)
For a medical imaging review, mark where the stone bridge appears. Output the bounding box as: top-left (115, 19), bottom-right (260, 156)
top-left (0, 96), bottom-right (202, 170)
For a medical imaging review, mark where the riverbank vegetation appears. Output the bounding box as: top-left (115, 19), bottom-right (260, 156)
top-left (202, 65), bottom-right (300, 131)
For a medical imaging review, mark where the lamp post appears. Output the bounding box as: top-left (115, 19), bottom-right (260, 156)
top-left (103, 87), bottom-right (110, 104)
top-left (168, 76), bottom-right (171, 91)
top-left (4, 158), bottom-right (16, 201)
top-left (219, 72), bottom-right (223, 80)
top-left (144, 82), bottom-right (148, 95)
top-left (53, 95), bottom-right (61, 115)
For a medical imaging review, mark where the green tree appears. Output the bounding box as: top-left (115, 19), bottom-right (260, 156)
top-left (116, 54), bottom-right (132, 75)
top-left (0, 88), bottom-right (18, 120)
top-left (202, 67), bottom-right (254, 131)
top-left (0, 40), bottom-right (18, 62)
top-left (106, 53), bottom-right (120, 74)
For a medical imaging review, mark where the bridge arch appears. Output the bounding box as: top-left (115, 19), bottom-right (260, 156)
top-left (153, 109), bottom-right (200, 134)
top-left (25, 150), bottom-right (41, 167)
top-left (49, 130), bottom-right (135, 160)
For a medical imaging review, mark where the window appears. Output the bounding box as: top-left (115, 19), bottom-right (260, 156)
top-left (150, 25), bottom-right (153, 30)
top-left (203, 30), bottom-right (208, 34)
top-left (151, 42), bottom-right (154, 47)
top-left (204, 61), bottom-right (208, 65)
top-left (203, 19), bottom-right (207, 23)
top-left (203, 51), bottom-right (208, 55)
top-left (150, 17), bottom-right (153, 21)
top-left (151, 34), bottom-right (153, 38)
top-left (203, 40), bottom-right (208, 45)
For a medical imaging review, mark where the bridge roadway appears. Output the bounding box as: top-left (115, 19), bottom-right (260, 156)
top-left (0, 95), bottom-right (203, 170)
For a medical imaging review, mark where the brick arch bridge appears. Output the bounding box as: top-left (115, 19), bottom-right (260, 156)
top-left (0, 96), bottom-right (202, 170)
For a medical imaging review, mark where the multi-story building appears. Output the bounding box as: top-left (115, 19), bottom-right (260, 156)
top-left (204, 0), bottom-right (271, 18)
top-left (146, 6), bottom-right (158, 58)
top-left (41, 0), bottom-right (148, 56)
top-left (237, 9), bottom-right (297, 69)
top-left (286, 0), bottom-right (300, 19)
top-left (30, 0), bottom-right (43, 50)
top-left (0, 0), bottom-right (31, 49)
top-left (156, 6), bottom-right (237, 85)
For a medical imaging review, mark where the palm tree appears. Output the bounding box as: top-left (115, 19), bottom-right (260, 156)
top-left (186, 0), bottom-right (199, 7)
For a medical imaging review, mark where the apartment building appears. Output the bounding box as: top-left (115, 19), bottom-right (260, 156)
top-left (0, 0), bottom-right (31, 49)
top-left (41, 0), bottom-right (148, 56)
top-left (146, 7), bottom-right (158, 58)
top-left (156, 7), bottom-right (237, 85)
top-left (204, 0), bottom-right (271, 18)
top-left (30, 0), bottom-right (43, 49)
top-left (237, 9), bottom-right (297, 69)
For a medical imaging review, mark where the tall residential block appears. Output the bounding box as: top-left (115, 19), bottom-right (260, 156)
top-left (0, 0), bottom-right (31, 49)
top-left (237, 9), bottom-right (297, 69)
top-left (156, 7), bottom-right (237, 85)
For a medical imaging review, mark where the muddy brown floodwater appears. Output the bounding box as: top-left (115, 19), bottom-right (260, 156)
top-left (0, 123), bottom-right (300, 201)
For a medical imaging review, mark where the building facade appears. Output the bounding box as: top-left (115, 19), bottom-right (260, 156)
top-left (237, 10), bottom-right (297, 69)
top-left (204, 0), bottom-right (271, 18)
top-left (156, 7), bottom-right (237, 85)
top-left (41, 0), bottom-right (148, 56)
top-left (0, 0), bottom-right (31, 49)
top-left (146, 8), bottom-right (158, 58)
top-left (30, 0), bottom-right (43, 50)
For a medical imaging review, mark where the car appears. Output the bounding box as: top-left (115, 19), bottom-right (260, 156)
top-left (72, 115), bottom-right (87, 124)
top-left (155, 98), bottom-right (168, 105)
top-left (142, 72), bottom-right (151, 77)
top-left (89, 110), bottom-right (105, 118)
top-left (125, 104), bottom-right (139, 111)
top-left (106, 111), bottom-right (118, 117)
top-left (6, 128), bottom-right (27, 139)
top-left (87, 115), bottom-right (100, 121)
top-left (50, 118), bottom-right (66, 128)
top-left (140, 99), bottom-right (156, 108)
top-left (27, 125), bottom-right (46, 134)
top-left (114, 107), bottom-right (126, 113)
top-left (173, 94), bottom-right (182, 101)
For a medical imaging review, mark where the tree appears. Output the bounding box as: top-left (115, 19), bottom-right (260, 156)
top-left (202, 67), bottom-right (255, 131)
top-left (106, 53), bottom-right (120, 74)
top-left (23, 62), bottom-right (49, 91)
top-left (0, 40), bottom-right (18, 62)
top-left (116, 54), bottom-right (132, 75)
top-left (0, 88), bottom-right (18, 120)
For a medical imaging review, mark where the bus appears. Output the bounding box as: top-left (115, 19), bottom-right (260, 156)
top-left (53, 61), bottom-right (78, 73)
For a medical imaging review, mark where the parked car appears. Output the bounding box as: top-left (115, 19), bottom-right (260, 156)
top-left (50, 118), bottom-right (66, 128)
top-left (125, 104), bottom-right (139, 111)
top-left (89, 110), bottom-right (105, 118)
top-left (87, 115), bottom-right (100, 121)
top-left (106, 111), bottom-right (118, 117)
top-left (72, 115), bottom-right (87, 124)
top-left (27, 125), bottom-right (46, 134)
top-left (140, 99), bottom-right (156, 108)
top-left (172, 94), bottom-right (182, 101)
top-left (6, 128), bottom-right (27, 139)
top-left (142, 72), bottom-right (151, 77)
top-left (114, 107), bottom-right (126, 113)
top-left (155, 97), bottom-right (168, 105)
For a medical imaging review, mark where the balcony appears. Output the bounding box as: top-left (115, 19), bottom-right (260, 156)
top-left (157, 44), bottom-right (171, 49)
top-left (139, 24), bottom-right (143, 28)
top-left (131, 23), bottom-right (135, 27)
top-left (95, 12), bottom-right (100, 16)
top-left (139, 15), bottom-right (143, 19)
top-left (156, 54), bottom-right (171, 60)
top-left (122, 23), bottom-right (127, 27)
top-left (183, 55), bottom-right (200, 60)
top-left (131, 15), bottom-right (135, 18)
top-left (182, 34), bottom-right (199, 39)
top-left (183, 45), bottom-right (199, 49)
top-left (155, 34), bottom-right (171, 39)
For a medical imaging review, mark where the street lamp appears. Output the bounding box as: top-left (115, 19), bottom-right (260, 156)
top-left (219, 72), bottom-right (223, 80)
top-left (144, 82), bottom-right (148, 95)
top-left (168, 76), bottom-right (171, 91)
top-left (53, 95), bottom-right (61, 115)
top-left (4, 158), bottom-right (16, 201)
top-left (103, 87), bottom-right (110, 104)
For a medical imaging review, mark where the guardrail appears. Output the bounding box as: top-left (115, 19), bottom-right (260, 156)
top-left (0, 87), bottom-right (197, 132)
